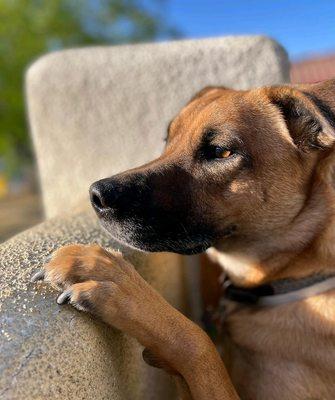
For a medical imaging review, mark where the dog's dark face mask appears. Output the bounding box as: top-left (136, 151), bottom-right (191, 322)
top-left (90, 163), bottom-right (221, 254)
top-left (90, 85), bottom-right (335, 254)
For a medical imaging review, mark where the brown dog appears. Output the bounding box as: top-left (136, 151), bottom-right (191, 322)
top-left (33, 79), bottom-right (335, 399)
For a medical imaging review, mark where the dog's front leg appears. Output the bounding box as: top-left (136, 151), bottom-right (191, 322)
top-left (33, 244), bottom-right (239, 400)
top-left (143, 347), bottom-right (238, 400)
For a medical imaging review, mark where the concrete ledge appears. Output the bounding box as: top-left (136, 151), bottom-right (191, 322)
top-left (0, 212), bottom-right (189, 399)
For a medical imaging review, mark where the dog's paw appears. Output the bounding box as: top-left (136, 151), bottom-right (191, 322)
top-left (31, 244), bottom-right (157, 330)
top-left (31, 244), bottom-right (130, 290)
top-left (55, 280), bottom-right (100, 312)
top-left (55, 279), bottom-right (119, 317)
top-left (31, 245), bottom-right (206, 375)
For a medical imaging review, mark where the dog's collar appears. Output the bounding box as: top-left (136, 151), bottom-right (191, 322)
top-left (222, 274), bottom-right (335, 307)
top-left (202, 273), bottom-right (335, 339)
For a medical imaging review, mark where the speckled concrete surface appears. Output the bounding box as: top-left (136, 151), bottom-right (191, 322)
top-left (0, 212), bottom-right (188, 399)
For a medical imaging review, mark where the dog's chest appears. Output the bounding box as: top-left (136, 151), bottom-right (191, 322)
top-left (228, 346), bottom-right (335, 400)
top-left (222, 296), bottom-right (335, 399)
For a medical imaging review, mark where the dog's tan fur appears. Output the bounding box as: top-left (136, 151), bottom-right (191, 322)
top-left (39, 79), bottom-right (335, 399)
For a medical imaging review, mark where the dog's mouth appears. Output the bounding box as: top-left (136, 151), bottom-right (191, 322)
top-left (90, 178), bottom-right (236, 255)
top-left (97, 215), bottom-right (214, 255)
top-left (124, 239), bottom-right (211, 255)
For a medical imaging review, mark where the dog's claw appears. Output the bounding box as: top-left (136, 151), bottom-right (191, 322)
top-left (31, 269), bottom-right (45, 283)
top-left (45, 254), bottom-right (52, 263)
top-left (57, 290), bottom-right (72, 305)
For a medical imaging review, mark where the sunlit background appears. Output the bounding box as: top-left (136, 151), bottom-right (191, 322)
top-left (1, 0), bottom-right (335, 241)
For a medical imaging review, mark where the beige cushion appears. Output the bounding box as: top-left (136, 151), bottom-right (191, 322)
top-left (26, 35), bottom-right (289, 219)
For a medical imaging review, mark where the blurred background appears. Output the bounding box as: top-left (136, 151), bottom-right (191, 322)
top-left (0, 0), bottom-right (335, 242)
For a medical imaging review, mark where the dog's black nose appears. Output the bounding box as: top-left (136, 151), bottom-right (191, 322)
top-left (89, 180), bottom-right (120, 211)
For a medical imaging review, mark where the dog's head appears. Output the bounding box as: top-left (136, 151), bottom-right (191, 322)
top-left (90, 81), bottom-right (335, 255)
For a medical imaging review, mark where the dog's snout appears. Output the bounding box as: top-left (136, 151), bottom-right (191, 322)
top-left (89, 180), bottom-right (120, 211)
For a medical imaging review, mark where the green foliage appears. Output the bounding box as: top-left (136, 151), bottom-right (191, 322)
top-left (0, 0), bottom-right (179, 176)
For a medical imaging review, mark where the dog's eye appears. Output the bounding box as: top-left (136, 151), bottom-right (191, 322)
top-left (214, 147), bottom-right (233, 159)
top-left (199, 145), bottom-right (237, 161)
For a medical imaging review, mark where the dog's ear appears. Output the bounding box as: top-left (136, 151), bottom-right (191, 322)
top-left (267, 83), bottom-right (335, 152)
top-left (190, 86), bottom-right (228, 102)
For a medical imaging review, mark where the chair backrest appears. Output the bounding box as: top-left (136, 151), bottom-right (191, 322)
top-left (26, 36), bottom-right (289, 218)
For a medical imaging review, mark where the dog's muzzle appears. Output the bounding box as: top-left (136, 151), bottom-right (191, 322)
top-left (89, 171), bottom-right (216, 254)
